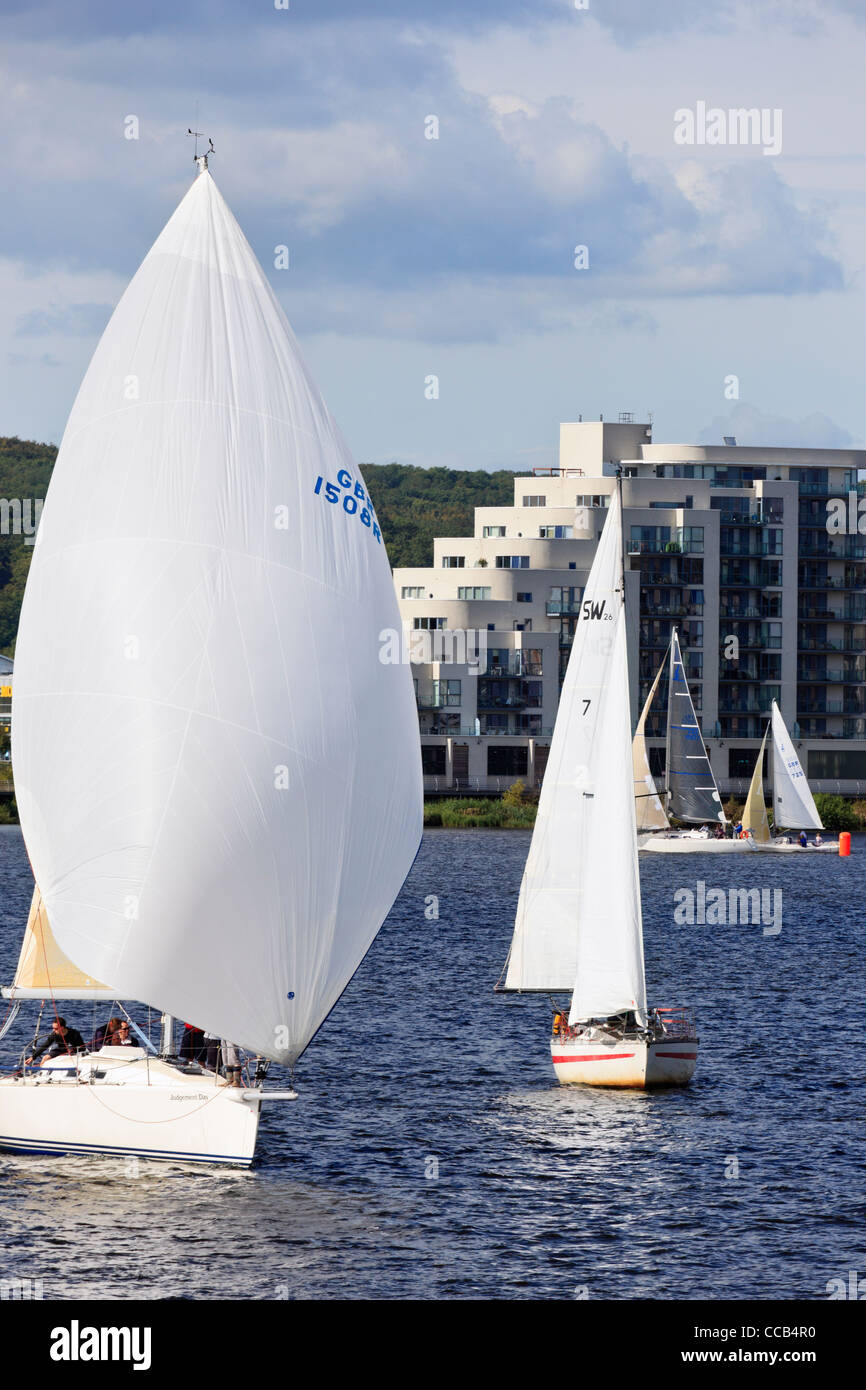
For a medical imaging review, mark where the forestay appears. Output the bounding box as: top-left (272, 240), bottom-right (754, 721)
top-left (504, 493), bottom-right (647, 1025)
top-left (12, 168), bottom-right (422, 1065)
top-left (771, 702), bottom-right (823, 831)
top-left (666, 630), bottom-right (725, 825)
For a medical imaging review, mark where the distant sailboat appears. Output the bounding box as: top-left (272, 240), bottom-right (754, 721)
top-left (741, 703), bottom-right (836, 852)
top-left (0, 154), bottom-right (422, 1163)
top-left (498, 485), bottom-right (698, 1088)
top-left (637, 630), bottom-right (746, 853)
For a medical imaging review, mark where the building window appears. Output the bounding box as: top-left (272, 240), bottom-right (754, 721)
top-left (513, 619), bottom-right (531, 631)
top-left (728, 747), bottom-right (768, 779)
top-left (413, 617), bottom-right (446, 629)
top-left (441, 556), bottom-right (465, 568)
top-left (763, 560), bottom-right (783, 587)
top-left (524, 680), bottom-right (543, 706)
top-left (522, 495), bottom-right (547, 507)
top-left (495, 555), bottom-right (530, 569)
top-left (421, 745), bottom-right (446, 775)
top-left (576, 494), bottom-right (609, 508)
top-left (763, 528), bottom-right (783, 556)
top-left (487, 746), bottom-right (528, 776)
top-left (808, 750), bottom-right (866, 779)
top-left (763, 496), bottom-right (784, 523)
top-left (457, 586), bottom-right (491, 600)
top-left (516, 592), bottom-right (532, 603)
top-left (433, 679), bottom-right (461, 707)
top-left (539, 525), bottom-right (573, 539)
top-left (483, 526), bottom-right (506, 537)
top-left (629, 526), bottom-right (671, 554)
top-left (401, 586), bottom-right (424, 599)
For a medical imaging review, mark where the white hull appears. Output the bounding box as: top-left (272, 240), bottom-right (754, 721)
top-left (639, 833), bottom-right (753, 854)
top-left (550, 1035), bottom-right (698, 1088)
top-left (0, 1049), bottom-right (264, 1166)
top-left (747, 839), bottom-right (838, 854)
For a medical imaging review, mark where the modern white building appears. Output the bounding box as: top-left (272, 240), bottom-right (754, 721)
top-left (394, 416), bottom-right (866, 798)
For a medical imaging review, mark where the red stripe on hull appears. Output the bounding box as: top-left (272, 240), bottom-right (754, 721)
top-left (551, 1052), bottom-right (636, 1063)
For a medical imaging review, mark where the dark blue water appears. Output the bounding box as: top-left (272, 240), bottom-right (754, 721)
top-left (0, 824), bottom-right (863, 1300)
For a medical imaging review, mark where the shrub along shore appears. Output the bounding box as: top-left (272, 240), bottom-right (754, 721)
top-left (424, 787), bottom-right (866, 833)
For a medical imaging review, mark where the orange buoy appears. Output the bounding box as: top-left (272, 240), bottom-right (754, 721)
top-left (839, 831), bottom-right (851, 857)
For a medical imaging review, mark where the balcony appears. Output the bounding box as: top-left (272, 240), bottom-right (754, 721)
top-left (546, 601), bottom-right (581, 617)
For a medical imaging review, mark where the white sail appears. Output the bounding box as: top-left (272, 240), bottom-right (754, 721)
top-left (11, 167), bottom-right (422, 1066)
top-left (771, 702), bottom-right (823, 831)
top-left (741, 725), bottom-right (771, 843)
top-left (632, 651), bottom-right (669, 832)
top-left (504, 492), bottom-right (647, 1024)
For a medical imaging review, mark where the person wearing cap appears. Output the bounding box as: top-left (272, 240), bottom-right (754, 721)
top-left (26, 1017), bottom-right (86, 1065)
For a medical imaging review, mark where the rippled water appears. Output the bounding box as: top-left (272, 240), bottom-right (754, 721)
top-left (0, 824), bottom-right (863, 1300)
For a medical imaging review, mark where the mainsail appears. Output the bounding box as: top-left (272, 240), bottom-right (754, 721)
top-left (11, 166), bottom-right (422, 1065)
top-left (666, 629), bottom-right (725, 824)
top-left (2, 887), bottom-right (115, 1000)
top-left (632, 653), bottom-right (669, 832)
top-left (741, 726), bottom-right (771, 843)
top-left (503, 491), bottom-right (646, 1024)
top-left (771, 702), bottom-right (823, 831)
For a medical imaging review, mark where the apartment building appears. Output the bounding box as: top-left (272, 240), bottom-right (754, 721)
top-left (394, 417), bottom-right (866, 798)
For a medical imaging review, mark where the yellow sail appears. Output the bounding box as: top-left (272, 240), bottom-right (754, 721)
top-left (4, 887), bottom-right (115, 999)
top-left (633, 653), bottom-right (669, 833)
top-left (741, 726), bottom-right (771, 843)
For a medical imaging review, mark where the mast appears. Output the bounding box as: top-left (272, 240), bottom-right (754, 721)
top-left (665, 626), bottom-right (676, 816)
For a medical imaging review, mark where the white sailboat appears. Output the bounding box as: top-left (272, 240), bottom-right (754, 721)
top-left (636, 631), bottom-right (747, 853)
top-left (499, 486), bottom-right (698, 1088)
top-left (0, 153), bottom-right (422, 1164)
top-left (740, 703), bottom-right (836, 852)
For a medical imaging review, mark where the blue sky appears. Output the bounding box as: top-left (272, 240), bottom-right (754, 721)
top-left (3, 0), bottom-right (866, 468)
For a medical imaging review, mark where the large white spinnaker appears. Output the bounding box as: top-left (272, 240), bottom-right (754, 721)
top-left (771, 702), bottom-right (823, 832)
top-left (503, 492), bottom-right (646, 1024)
top-left (11, 168), bottom-right (422, 1066)
top-left (632, 652), bottom-right (669, 833)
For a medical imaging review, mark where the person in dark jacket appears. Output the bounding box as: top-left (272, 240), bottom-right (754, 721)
top-left (91, 1016), bottom-right (122, 1051)
top-left (26, 1017), bottom-right (86, 1065)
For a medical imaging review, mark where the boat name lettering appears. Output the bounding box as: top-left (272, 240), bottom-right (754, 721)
top-left (170, 1092), bottom-right (211, 1101)
top-left (314, 471), bottom-right (381, 542)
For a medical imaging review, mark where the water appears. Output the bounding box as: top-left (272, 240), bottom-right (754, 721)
top-left (0, 824), bottom-right (863, 1300)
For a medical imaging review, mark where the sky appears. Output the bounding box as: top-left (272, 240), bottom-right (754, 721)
top-left (3, 0), bottom-right (866, 470)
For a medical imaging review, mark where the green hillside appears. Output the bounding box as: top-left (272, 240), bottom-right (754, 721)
top-left (0, 441), bottom-right (518, 654)
top-left (0, 437), bottom-right (56, 655)
top-left (361, 462), bottom-right (517, 568)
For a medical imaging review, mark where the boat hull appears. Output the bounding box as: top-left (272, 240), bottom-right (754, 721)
top-left (0, 1053), bottom-right (262, 1166)
top-left (639, 834), bottom-right (753, 853)
top-left (747, 840), bottom-right (838, 853)
top-left (550, 1036), bottom-right (698, 1088)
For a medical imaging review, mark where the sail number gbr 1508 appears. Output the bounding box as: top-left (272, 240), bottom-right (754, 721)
top-left (314, 470), bottom-right (382, 543)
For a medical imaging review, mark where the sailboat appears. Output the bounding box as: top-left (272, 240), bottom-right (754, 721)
top-left (498, 486), bottom-right (698, 1088)
top-left (636, 630), bottom-right (746, 853)
top-left (740, 702), bottom-right (836, 852)
top-left (0, 151), bottom-right (422, 1164)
